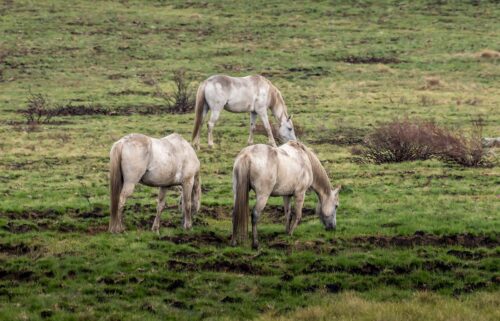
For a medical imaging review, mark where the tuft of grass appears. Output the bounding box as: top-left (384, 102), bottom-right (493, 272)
top-left (476, 49), bottom-right (500, 59)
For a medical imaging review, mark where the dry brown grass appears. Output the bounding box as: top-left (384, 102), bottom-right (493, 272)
top-left (423, 76), bottom-right (443, 89)
top-left (257, 291), bottom-right (500, 321)
top-left (476, 49), bottom-right (500, 59)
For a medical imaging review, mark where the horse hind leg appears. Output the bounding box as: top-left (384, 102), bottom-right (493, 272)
top-left (152, 187), bottom-right (167, 234)
top-left (252, 193), bottom-right (269, 250)
top-left (247, 112), bottom-right (258, 145)
top-left (207, 109), bottom-right (221, 148)
top-left (288, 193), bottom-right (305, 235)
top-left (113, 182), bottom-right (135, 233)
top-left (193, 103), bottom-right (209, 149)
top-left (283, 196), bottom-right (293, 233)
top-left (181, 178), bottom-right (195, 230)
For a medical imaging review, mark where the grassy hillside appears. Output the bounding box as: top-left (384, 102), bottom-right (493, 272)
top-left (0, 1), bottom-right (499, 320)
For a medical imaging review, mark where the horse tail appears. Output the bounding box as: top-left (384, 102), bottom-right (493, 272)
top-left (191, 170), bottom-right (201, 214)
top-left (109, 141), bottom-right (124, 232)
top-left (192, 81), bottom-right (207, 145)
top-left (231, 156), bottom-right (250, 245)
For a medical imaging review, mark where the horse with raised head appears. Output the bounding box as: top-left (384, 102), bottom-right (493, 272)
top-left (109, 133), bottom-right (201, 233)
top-left (192, 75), bottom-right (296, 149)
top-left (231, 141), bottom-right (341, 249)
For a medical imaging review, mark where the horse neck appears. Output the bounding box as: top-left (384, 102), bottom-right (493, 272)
top-left (271, 103), bottom-right (287, 123)
top-left (269, 87), bottom-right (288, 123)
top-left (306, 149), bottom-right (332, 201)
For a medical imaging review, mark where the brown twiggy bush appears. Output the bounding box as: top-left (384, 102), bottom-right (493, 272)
top-left (156, 69), bottom-right (195, 114)
top-left (433, 118), bottom-right (487, 167)
top-left (353, 118), bottom-right (437, 163)
top-left (353, 117), bottom-right (489, 167)
top-left (21, 92), bottom-right (55, 125)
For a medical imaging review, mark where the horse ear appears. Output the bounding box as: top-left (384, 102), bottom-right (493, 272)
top-left (287, 114), bottom-right (293, 121)
top-left (333, 185), bottom-right (342, 193)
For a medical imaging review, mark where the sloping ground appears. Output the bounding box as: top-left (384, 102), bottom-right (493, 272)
top-left (0, 0), bottom-right (499, 320)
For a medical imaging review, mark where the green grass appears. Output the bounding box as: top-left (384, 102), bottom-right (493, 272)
top-left (1, 0), bottom-right (499, 320)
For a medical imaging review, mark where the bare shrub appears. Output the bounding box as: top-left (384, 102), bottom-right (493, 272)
top-left (354, 118), bottom-right (437, 163)
top-left (353, 118), bottom-right (490, 167)
top-left (21, 93), bottom-right (55, 125)
top-left (433, 118), bottom-right (488, 167)
top-left (156, 69), bottom-right (195, 114)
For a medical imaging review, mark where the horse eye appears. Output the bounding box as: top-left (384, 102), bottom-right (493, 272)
top-left (288, 127), bottom-right (292, 131)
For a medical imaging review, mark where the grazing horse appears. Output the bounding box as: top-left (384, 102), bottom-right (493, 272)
top-left (108, 133), bottom-right (201, 233)
top-left (191, 75), bottom-right (296, 149)
top-left (231, 141), bottom-right (341, 249)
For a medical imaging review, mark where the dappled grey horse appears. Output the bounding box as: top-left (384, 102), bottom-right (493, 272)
top-left (192, 75), bottom-right (296, 149)
top-left (109, 133), bottom-right (201, 233)
top-left (231, 141), bottom-right (341, 249)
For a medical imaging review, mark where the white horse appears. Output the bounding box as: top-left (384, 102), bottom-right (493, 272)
top-left (109, 133), bottom-right (201, 233)
top-left (191, 75), bottom-right (296, 149)
top-left (231, 141), bottom-right (341, 249)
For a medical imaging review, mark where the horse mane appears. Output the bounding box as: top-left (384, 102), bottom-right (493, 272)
top-left (289, 141), bottom-right (331, 195)
top-left (265, 78), bottom-right (288, 121)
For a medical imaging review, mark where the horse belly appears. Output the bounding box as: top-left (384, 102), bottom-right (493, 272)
top-left (140, 169), bottom-right (179, 187)
top-left (225, 91), bottom-right (255, 112)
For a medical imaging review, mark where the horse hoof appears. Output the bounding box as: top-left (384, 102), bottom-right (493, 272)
top-left (252, 243), bottom-right (259, 250)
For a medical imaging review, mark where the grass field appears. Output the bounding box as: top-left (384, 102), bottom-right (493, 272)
top-left (0, 0), bottom-right (499, 320)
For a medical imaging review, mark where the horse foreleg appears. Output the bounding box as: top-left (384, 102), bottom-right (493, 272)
top-left (207, 110), bottom-right (221, 148)
top-left (247, 112), bottom-right (258, 145)
top-left (152, 187), bottom-right (167, 234)
top-left (182, 179), bottom-right (194, 230)
top-left (252, 194), bottom-right (269, 250)
top-left (288, 193), bottom-right (304, 235)
top-left (259, 112), bottom-right (277, 147)
top-left (283, 196), bottom-right (292, 233)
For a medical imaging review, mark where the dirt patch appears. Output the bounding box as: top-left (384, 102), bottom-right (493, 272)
top-left (0, 269), bottom-right (37, 282)
top-left (339, 55), bottom-right (402, 64)
top-left (447, 249), bottom-right (486, 260)
top-left (198, 206), bottom-right (230, 219)
top-left (108, 89), bottom-right (152, 96)
top-left (161, 231), bottom-right (228, 247)
top-left (0, 242), bottom-right (40, 255)
top-left (351, 232), bottom-right (498, 248)
top-left (202, 259), bottom-right (263, 274)
top-left (288, 66), bottom-right (329, 78)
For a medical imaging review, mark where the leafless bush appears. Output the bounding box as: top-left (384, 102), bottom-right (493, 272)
top-left (353, 118), bottom-right (437, 163)
top-left (156, 69), bottom-right (195, 114)
top-left (21, 93), bottom-right (55, 125)
top-left (353, 117), bottom-right (489, 167)
top-left (434, 118), bottom-right (487, 167)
